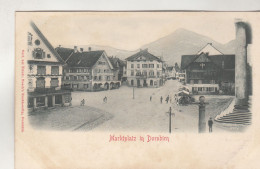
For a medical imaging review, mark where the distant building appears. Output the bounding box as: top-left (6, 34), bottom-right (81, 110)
top-left (108, 56), bottom-right (127, 82)
top-left (27, 22), bottom-right (71, 110)
top-left (165, 66), bottom-right (176, 79)
top-left (56, 47), bottom-right (121, 91)
top-left (181, 43), bottom-right (235, 94)
top-left (125, 49), bottom-right (164, 87)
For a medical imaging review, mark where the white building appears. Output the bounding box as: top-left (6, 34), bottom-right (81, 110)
top-left (125, 49), bottom-right (164, 87)
top-left (27, 21), bottom-right (71, 110)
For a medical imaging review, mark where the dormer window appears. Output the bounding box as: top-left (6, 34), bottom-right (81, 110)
top-left (32, 48), bottom-right (45, 59)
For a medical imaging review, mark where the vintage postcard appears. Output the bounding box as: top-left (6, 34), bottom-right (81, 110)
top-left (15, 12), bottom-right (260, 169)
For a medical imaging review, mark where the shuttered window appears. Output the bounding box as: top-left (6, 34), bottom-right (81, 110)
top-left (51, 66), bottom-right (59, 75)
top-left (36, 77), bottom-right (45, 88)
top-left (37, 66), bottom-right (46, 75)
top-left (50, 78), bottom-right (59, 87)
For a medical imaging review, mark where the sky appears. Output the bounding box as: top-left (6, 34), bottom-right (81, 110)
top-left (23, 12), bottom-right (258, 51)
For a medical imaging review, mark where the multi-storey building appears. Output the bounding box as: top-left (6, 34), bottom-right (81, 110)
top-left (181, 43), bottom-right (235, 94)
top-left (165, 65), bottom-right (176, 79)
top-left (125, 49), bottom-right (164, 87)
top-left (27, 22), bottom-right (71, 110)
top-left (108, 56), bottom-right (127, 82)
top-left (56, 47), bottom-right (121, 91)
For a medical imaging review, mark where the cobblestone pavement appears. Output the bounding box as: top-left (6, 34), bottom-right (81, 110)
top-left (28, 106), bottom-right (113, 131)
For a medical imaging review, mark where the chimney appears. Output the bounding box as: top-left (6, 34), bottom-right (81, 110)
top-left (80, 48), bottom-right (84, 52)
top-left (74, 46), bottom-right (77, 53)
top-left (88, 47), bottom-right (91, 51)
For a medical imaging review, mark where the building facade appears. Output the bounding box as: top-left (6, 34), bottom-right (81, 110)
top-left (125, 49), bottom-right (164, 87)
top-left (56, 47), bottom-right (121, 91)
top-left (27, 22), bottom-right (71, 110)
top-left (181, 44), bottom-right (235, 95)
top-left (165, 66), bottom-right (176, 79)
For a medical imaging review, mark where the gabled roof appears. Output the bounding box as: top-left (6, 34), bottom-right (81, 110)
top-left (181, 52), bottom-right (235, 70)
top-left (55, 47), bottom-right (74, 62)
top-left (66, 50), bottom-right (105, 68)
top-left (126, 49), bottom-right (162, 62)
top-left (30, 21), bottom-right (65, 64)
top-left (108, 57), bottom-right (126, 69)
top-left (197, 43), bottom-right (224, 55)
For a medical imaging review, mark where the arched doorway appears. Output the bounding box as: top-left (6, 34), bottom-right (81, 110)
top-left (104, 83), bottom-right (109, 90)
top-left (137, 79), bottom-right (141, 87)
top-left (131, 80), bottom-right (134, 86)
top-left (150, 80), bottom-right (153, 86)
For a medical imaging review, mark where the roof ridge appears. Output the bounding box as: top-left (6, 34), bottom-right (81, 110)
top-left (30, 21), bottom-right (65, 64)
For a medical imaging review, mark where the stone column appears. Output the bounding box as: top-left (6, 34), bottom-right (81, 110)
top-left (33, 97), bottom-right (37, 110)
top-left (235, 21), bottom-right (248, 106)
top-left (45, 96), bottom-right (48, 107)
top-left (52, 95), bottom-right (55, 106)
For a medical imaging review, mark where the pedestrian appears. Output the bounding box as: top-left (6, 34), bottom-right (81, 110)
top-left (150, 96), bottom-right (152, 101)
top-left (165, 95), bottom-right (169, 104)
top-left (69, 97), bottom-right (72, 106)
top-left (160, 96), bottom-right (163, 104)
top-left (80, 100), bottom-right (83, 106)
top-left (208, 117), bottom-right (213, 133)
top-left (176, 99), bottom-right (179, 106)
top-left (82, 99), bottom-right (85, 106)
top-left (105, 96), bottom-right (107, 103)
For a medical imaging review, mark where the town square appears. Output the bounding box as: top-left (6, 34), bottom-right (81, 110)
top-left (26, 14), bottom-right (252, 133)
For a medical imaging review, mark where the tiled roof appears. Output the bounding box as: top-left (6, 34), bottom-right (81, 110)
top-left (166, 66), bottom-right (174, 71)
top-left (30, 21), bottom-right (65, 64)
top-left (181, 53), bottom-right (235, 70)
top-left (108, 57), bottom-right (126, 69)
top-left (66, 50), bottom-right (105, 68)
top-left (126, 49), bottom-right (162, 62)
top-left (55, 47), bottom-right (74, 62)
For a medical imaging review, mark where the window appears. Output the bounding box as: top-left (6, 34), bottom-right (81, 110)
top-left (99, 76), bottom-right (102, 81)
top-left (210, 80), bottom-right (215, 84)
top-left (37, 66), bottom-right (46, 75)
top-left (74, 76), bottom-right (77, 80)
top-left (149, 64), bottom-right (154, 68)
top-left (136, 71), bottom-right (141, 76)
top-left (131, 64), bottom-right (134, 68)
top-left (36, 77), bottom-right (45, 88)
top-left (28, 79), bottom-right (33, 89)
top-left (84, 84), bottom-right (89, 89)
top-left (149, 71), bottom-right (154, 76)
top-left (73, 84), bottom-right (78, 89)
top-left (51, 66), bottom-right (59, 75)
top-left (157, 71), bottom-right (160, 76)
top-left (192, 87), bottom-right (198, 91)
top-left (143, 70), bottom-right (147, 76)
top-left (198, 87), bottom-right (202, 91)
top-left (131, 70), bottom-right (134, 76)
top-left (98, 61), bottom-right (105, 65)
top-left (142, 64), bottom-right (148, 68)
top-left (198, 80), bottom-right (202, 84)
top-left (35, 39), bottom-right (41, 45)
top-left (28, 32), bottom-right (33, 45)
top-left (29, 64), bottom-right (33, 73)
top-left (131, 80), bottom-right (134, 86)
top-left (78, 69), bottom-right (82, 73)
top-left (107, 76), bottom-right (110, 80)
top-left (84, 69), bottom-right (87, 73)
top-left (50, 78), bottom-right (59, 87)
top-left (157, 64), bottom-right (160, 68)
top-left (190, 80), bottom-right (194, 84)
top-left (94, 76), bottom-right (97, 80)
top-left (47, 54), bottom-right (51, 58)
top-left (137, 64), bottom-right (140, 68)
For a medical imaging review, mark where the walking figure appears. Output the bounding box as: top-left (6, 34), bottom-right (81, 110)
top-left (160, 96), bottom-right (163, 104)
top-left (208, 117), bottom-right (213, 133)
top-left (103, 96), bottom-right (107, 103)
top-left (165, 95), bottom-right (169, 104)
top-left (69, 97), bottom-right (72, 106)
top-left (82, 99), bottom-right (85, 106)
top-left (150, 96), bottom-right (152, 101)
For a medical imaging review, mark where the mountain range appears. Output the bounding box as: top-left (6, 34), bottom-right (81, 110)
top-left (62, 28), bottom-right (236, 65)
